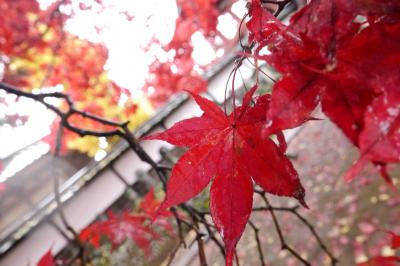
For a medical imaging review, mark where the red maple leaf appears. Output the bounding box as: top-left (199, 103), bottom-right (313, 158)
top-left (139, 187), bottom-right (175, 235)
top-left (144, 90), bottom-right (306, 266)
top-left (140, 187), bottom-right (162, 217)
top-left (80, 211), bottom-right (158, 255)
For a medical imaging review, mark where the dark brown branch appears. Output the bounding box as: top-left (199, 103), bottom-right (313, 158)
top-left (197, 237), bottom-right (208, 266)
top-left (156, 164), bottom-right (173, 171)
top-left (193, 220), bottom-right (208, 266)
top-left (171, 208), bottom-right (187, 248)
top-left (252, 192), bottom-right (338, 265)
top-left (252, 206), bottom-right (299, 212)
top-left (286, 208), bottom-right (338, 265)
top-left (119, 123), bottom-right (167, 186)
top-left (183, 206), bottom-right (225, 257)
top-left (110, 164), bottom-right (132, 188)
top-left (0, 82), bottom-right (167, 184)
top-left (256, 191), bottom-right (311, 266)
top-left (249, 220), bottom-right (266, 266)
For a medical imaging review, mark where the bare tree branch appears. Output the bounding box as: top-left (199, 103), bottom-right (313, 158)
top-left (249, 220), bottom-right (266, 266)
top-left (256, 190), bottom-right (311, 266)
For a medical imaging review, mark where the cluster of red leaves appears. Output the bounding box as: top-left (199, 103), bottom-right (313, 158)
top-left (0, 0), bottom-right (63, 58)
top-left (0, 0), bottom-right (107, 62)
top-left (143, 0), bottom-right (235, 105)
top-left (79, 188), bottom-right (173, 255)
top-left (143, 59), bottom-right (207, 105)
top-left (45, 36), bottom-right (108, 99)
top-left (38, 36), bottom-right (137, 153)
top-left (0, 0), bottom-right (61, 88)
top-left (247, 0), bottom-right (400, 185)
top-left (168, 0), bottom-right (224, 50)
top-left (1, 1), bottom-right (138, 154)
top-left (0, 0), bottom-right (103, 55)
top-left (357, 231), bottom-right (400, 266)
top-left (35, 189), bottom-right (173, 266)
top-left (145, 89), bottom-right (306, 265)
top-left (80, 211), bottom-right (158, 254)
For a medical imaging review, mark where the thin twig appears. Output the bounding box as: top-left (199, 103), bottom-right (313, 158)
top-left (171, 207), bottom-right (187, 248)
top-left (256, 191), bottom-right (311, 266)
top-left (194, 221), bottom-right (208, 266)
top-left (249, 220), bottom-right (266, 266)
top-left (290, 209), bottom-right (338, 265)
top-left (252, 194), bottom-right (338, 265)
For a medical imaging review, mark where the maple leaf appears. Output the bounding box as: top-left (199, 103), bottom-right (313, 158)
top-left (144, 90), bottom-right (306, 266)
top-left (80, 211), bottom-right (158, 255)
top-left (139, 187), bottom-right (175, 235)
top-left (36, 248), bottom-right (54, 266)
top-left (140, 187), bottom-right (162, 217)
